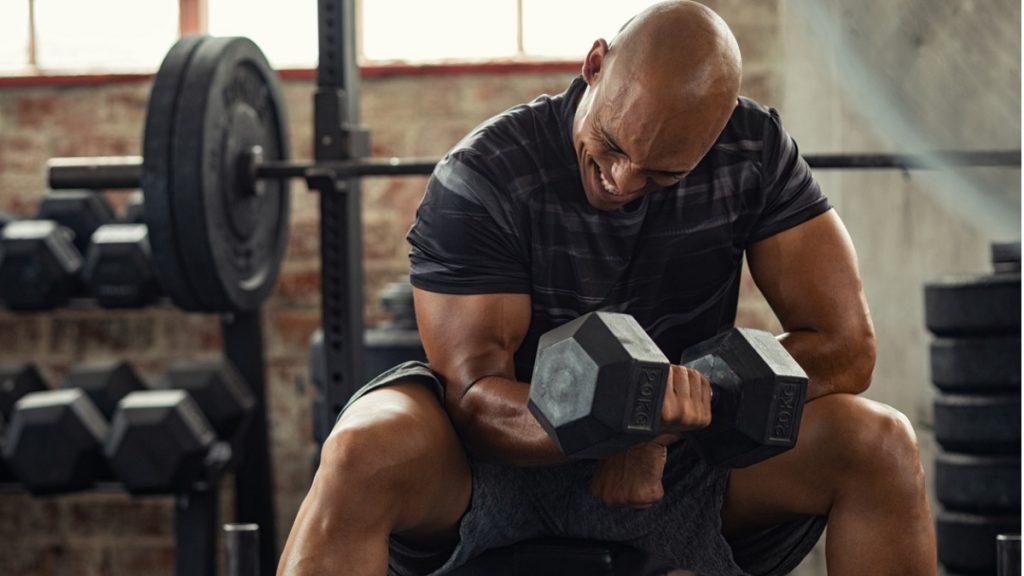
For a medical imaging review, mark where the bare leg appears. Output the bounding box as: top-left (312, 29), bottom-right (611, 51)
top-left (278, 382), bottom-right (472, 576)
top-left (721, 393), bottom-right (936, 576)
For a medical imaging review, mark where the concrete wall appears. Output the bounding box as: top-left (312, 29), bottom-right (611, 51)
top-left (0, 0), bottom-right (1017, 574)
top-left (778, 1), bottom-right (1021, 573)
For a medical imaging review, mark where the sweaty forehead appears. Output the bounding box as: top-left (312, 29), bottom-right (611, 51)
top-left (595, 82), bottom-right (714, 171)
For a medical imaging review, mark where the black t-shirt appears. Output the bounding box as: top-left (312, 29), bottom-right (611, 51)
top-left (407, 77), bottom-right (830, 381)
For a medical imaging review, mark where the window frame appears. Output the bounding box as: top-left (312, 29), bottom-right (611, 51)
top-left (0, 0), bottom-right (581, 87)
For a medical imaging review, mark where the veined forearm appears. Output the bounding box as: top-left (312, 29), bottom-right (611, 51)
top-left (779, 327), bottom-right (876, 400)
top-left (451, 375), bottom-right (570, 466)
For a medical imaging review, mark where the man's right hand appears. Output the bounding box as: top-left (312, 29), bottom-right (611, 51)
top-left (590, 434), bottom-right (675, 508)
top-left (660, 364), bottom-right (713, 435)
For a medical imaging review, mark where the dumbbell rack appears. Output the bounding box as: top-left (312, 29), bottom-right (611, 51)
top-left (0, 303), bottom-right (276, 576)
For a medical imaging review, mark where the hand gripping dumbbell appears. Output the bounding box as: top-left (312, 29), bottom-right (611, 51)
top-left (528, 312), bottom-right (808, 467)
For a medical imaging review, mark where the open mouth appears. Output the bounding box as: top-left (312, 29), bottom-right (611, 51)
top-left (590, 160), bottom-right (637, 205)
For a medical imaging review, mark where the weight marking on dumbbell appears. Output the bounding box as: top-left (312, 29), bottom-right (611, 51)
top-left (769, 381), bottom-right (799, 442)
top-left (627, 366), bottom-right (662, 431)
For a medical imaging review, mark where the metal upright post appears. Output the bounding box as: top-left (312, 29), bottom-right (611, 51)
top-left (174, 486), bottom-right (219, 576)
top-left (314, 0), bottom-right (367, 429)
top-left (222, 310), bottom-right (277, 575)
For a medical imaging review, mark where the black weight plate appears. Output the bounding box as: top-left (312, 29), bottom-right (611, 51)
top-left (937, 510), bottom-right (1020, 573)
top-left (172, 36), bottom-right (290, 311)
top-left (992, 241), bottom-right (1021, 274)
top-left (142, 35), bottom-right (208, 311)
top-left (931, 337), bottom-right (1021, 392)
top-left (934, 393), bottom-right (1021, 454)
top-left (936, 452), bottom-right (1020, 513)
top-left (925, 273), bottom-right (1021, 336)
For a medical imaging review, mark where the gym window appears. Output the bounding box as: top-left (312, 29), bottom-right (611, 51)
top-left (0, 0), bottom-right (662, 77)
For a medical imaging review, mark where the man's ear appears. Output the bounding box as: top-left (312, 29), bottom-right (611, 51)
top-left (581, 39), bottom-right (610, 85)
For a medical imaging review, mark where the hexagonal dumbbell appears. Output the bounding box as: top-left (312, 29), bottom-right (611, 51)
top-left (106, 360), bottom-right (254, 493)
top-left (528, 312), bottom-right (808, 466)
top-left (83, 224), bottom-right (160, 308)
top-left (36, 190), bottom-right (115, 255)
top-left (1, 361), bottom-right (145, 493)
top-left (0, 364), bottom-right (48, 483)
top-left (122, 194), bottom-right (145, 225)
top-left (0, 363), bottom-right (47, 419)
top-left (0, 220), bottom-right (83, 310)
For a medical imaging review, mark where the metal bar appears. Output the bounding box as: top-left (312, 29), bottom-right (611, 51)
top-left (998, 534), bottom-right (1021, 576)
top-left (259, 157), bottom-right (438, 178)
top-left (804, 150), bottom-right (1021, 170)
top-left (224, 523), bottom-right (261, 576)
top-left (47, 156), bottom-right (143, 189)
top-left (44, 149), bottom-right (1022, 190)
top-left (174, 486), bottom-right (218, 576)
top-left (222, 311), bottom-right (277, 576)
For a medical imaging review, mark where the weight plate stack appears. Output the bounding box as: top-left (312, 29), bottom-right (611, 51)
top-left (172, 36), bottom-right (291, 312)
top-left (925, 242), bottom-right (1021, 575)
top-left (143, 35), bottom-right (291, 312)
top-left (142, 35), bottom-right (208, 311)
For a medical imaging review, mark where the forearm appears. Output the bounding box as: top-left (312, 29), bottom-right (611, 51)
top-left (449, 375), bottom-right (569, 466)
top-left (779, 326), bottom-right (875, 400)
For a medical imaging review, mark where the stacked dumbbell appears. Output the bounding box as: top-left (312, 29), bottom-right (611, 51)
top-left (0, 363), bottom-right (48, 484)
top-left (105, 359), bottom-right (253, 493)
top-left (2, 361), bottom-right (146, 493)
top-left (1, 359), bottom-right (252, 495)
top-left (0, 190), bottom-right (159, 309)
top-left (925, 242), bottom-right (1021, 575)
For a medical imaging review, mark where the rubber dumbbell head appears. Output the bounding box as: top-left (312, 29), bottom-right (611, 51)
top-left (528, 312), bottom-right (670, 459)
top-left (0, 220), bottom-right (83, 310)
top-left (159, 360), bottom-right (254, 440)
top-left (36, 190), bottom-right (115, 255)
top-left (60, 360), bottom-right (147, 417)
top-left (83, 224), bottom-right (160, 308)
top-left (0, 363), bottom-right (47, 420)
top-left (105, 389), bottom-right (217, 493)
top-left (2, 389), bottom-right (109, 494)
top-left (680, 328), bottom-right (808, 468)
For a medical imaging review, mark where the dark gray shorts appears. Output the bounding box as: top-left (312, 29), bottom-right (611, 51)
top-left (340, 362), bottom-right (827, 576)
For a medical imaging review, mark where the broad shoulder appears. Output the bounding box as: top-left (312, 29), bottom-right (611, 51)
top-left (709, 96), bottom-right (780, 165)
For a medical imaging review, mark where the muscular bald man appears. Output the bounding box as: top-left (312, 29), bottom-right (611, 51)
top-left (278, 2), bottom-right (936, 575)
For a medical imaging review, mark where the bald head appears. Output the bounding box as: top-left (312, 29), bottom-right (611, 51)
top-left (607, 1), bottom-right (741, 103)
top-left (570, 1), bottom-right (743, 211)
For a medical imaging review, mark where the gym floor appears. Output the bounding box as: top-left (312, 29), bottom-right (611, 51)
top-left (0, 1), bottom-right (1019, 575)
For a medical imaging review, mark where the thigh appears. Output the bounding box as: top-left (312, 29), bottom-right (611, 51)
top-left (720, 393), bottom-right (898, 538)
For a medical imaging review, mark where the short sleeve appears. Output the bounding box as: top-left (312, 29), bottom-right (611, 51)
top-left (747, 109), bottom-right (831, 244)
top-left (406, 152), bottom-right (531, 295)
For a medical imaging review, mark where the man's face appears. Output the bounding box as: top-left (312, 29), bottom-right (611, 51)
top-left (571, 57), bottom-right (735, 212)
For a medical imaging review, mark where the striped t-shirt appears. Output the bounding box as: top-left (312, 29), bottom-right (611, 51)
top-left (408, 77), bottom-right (830, 381)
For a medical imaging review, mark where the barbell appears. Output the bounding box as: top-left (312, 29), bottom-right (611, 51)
top-left (43, 35), bottom-right (437, 314)
top-left (43, 35), bottom-right (1020, 314)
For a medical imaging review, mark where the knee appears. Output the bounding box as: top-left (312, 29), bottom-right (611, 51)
top-left (821, 395), bottom-right (923, 486)
top-left (319, 390), bottom-right (459, 493)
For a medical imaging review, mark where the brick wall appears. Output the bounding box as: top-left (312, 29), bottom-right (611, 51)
top-left (0, 2), bottom-right (783, 573)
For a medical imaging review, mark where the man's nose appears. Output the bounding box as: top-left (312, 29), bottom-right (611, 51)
top-left (610, 159), bottom-right (647, 194)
